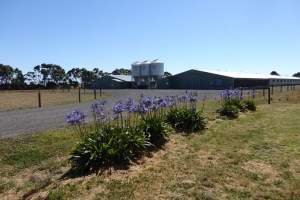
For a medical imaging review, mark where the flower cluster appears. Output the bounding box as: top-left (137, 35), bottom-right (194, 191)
top-left (126, 98), bottom-right (137, 113)
top-left (218, 89), bottom-right (257, 118)
top-left (112, 101), bottom-right (126, 114)
top-left (91, 100), bottom-right (108, 123)
top-left (109, 95), bottom-right (178, 117)
top-left (65, 110), bottom-right (86, 125)
top-left (220, 89), bottom-right (242, 100)
top-left (66, 92), bottom-right (200, 133)
top-left (177, 92), bottom-right (199, 103)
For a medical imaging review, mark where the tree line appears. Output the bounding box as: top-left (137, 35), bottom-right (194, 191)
top-left (2, 63), bottom-right (298, 90)
top-left (0, 63), bottom-right (172, 90)
top-left (271, 70), bottom-right (300, 77)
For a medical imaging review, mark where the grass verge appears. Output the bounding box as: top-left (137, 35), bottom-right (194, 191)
top-left (0, 102), bottom-right (299, 199)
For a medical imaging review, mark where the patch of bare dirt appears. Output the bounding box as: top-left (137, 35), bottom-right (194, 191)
top-left (0, 157), bottom-right (70, 200)
top-left (242, 160), bottom-right (281, 184)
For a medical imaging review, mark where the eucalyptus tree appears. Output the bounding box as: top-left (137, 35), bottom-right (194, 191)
top-left (67, 67), bottom-right (82, 84)
top-left (34, 63), bottom-right (66, 86)
top-left (293, 72), bottom-right (300, 77)
top-left (164, 71), bottom-right (172, 77)
top-left (112, 68), bottom-right (131, 75)
top-left (11, 68), bottom-right (25, 87)
top-left (0, 64), bottom-right (14, 84)
top-left (270, 71), bottom-right (280, 76)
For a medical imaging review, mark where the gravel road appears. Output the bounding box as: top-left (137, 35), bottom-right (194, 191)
top-left (0, 90), bottom-right (220, 138)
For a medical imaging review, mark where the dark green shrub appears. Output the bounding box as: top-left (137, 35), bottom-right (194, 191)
top-left (166, 107), bottom-right (207, 133)
top-left (226, 99), bottom-right (247, 112)
top-left (218, 103), bottom-right (239, 119)
top-left (243, 99), bottom-right (256, 111)
top-left (139, 115), bottom-right (172, 148)
top-left (70, 125), bottom-right (148, 173)
top-left (237, 101), bottom-right (247, 112)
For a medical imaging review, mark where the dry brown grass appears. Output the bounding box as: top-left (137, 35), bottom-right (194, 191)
top-left (1, 100), bottom-right (300, 199)
top-left (1, 88), bottom-right (300, 199)
top-left (0, 89), bottom-right (108, 111)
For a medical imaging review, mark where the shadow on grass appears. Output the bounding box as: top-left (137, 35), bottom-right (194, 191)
top-left (170, 124), bottom-right (207, 136)
top-left (59, 142), bottom-right (168, 180)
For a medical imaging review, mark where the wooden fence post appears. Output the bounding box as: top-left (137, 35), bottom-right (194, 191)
top-left (94, 88), bottom-right (97, 100)
top-left (78, 87), bottom-right (81, 103)
top-left (38, 90), bottom-right (41, 108)
top-left (268, 87), bottom-right (271, 104)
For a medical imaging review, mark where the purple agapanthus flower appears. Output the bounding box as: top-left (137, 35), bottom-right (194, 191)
top-left (65, 110), bottom-right (86, 125)
top-left (142, 97), bottom-right (153, 108)
top-left (91, 100), bottom-right (106, 114)
top-left (91, 100), bottom-right (108, 122)
top-left (178, 94), bottom-right (189, 103)
top-left (113, 101), bottom-right (126, 114)
top-left (129, 104), bottom-right (139, 113)
top-left (220, 89), bottom-right (242, 100)
top-left (125, 98), bottom-right (135, 112)
top-left (158, 98), bottom-right (168, 108)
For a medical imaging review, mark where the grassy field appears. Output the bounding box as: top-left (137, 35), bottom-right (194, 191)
top-left (0, 96), bottom-right (299, 199)
top-left (0, 89), bottom-right (108, 111)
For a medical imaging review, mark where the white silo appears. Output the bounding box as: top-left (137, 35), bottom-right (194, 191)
top-left (150, 59), bottom-right (164, 77)
top-left (140, 60), bottom-right (151, 76)
top-left (131, 59), bottom-right (164, 88)
top-left (131, 61), bottom-right (141, 77)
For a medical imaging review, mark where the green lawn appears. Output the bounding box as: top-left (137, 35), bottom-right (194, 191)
top-left (0, 102), bottom-right (299, 199)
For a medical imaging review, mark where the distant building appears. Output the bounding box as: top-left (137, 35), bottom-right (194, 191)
top-left (92, 74), bottom-right (134, 89)
top-left (92, 67), bottom-right (300, 90)
top-left (158, 69), bottom-right (300, 90)
top-left (93, 59), bottom-right (165, 89)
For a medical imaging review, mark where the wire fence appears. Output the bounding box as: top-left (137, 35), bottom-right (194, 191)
top-left (237, 85), bottom-right (300, 105)
top-left (0, 88), bottom-right (105, 111)
top-left (0, 85), bottom-right (299, 112)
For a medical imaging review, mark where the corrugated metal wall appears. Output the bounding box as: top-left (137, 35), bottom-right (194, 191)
top-left (234, 79), bottom-right (269, 88)
top-left (92, 76), bottom-right (132, 89)
top-left (158, 70), bottom-right (234, 90)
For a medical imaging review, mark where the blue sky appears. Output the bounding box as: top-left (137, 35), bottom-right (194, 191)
top-left (0, 0), bottom-right (299, 76)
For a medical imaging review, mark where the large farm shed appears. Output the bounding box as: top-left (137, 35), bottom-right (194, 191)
top-left (92, 75), bottom-right (134, 89)
top-left (158, 69), bottom-right (300, 90)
